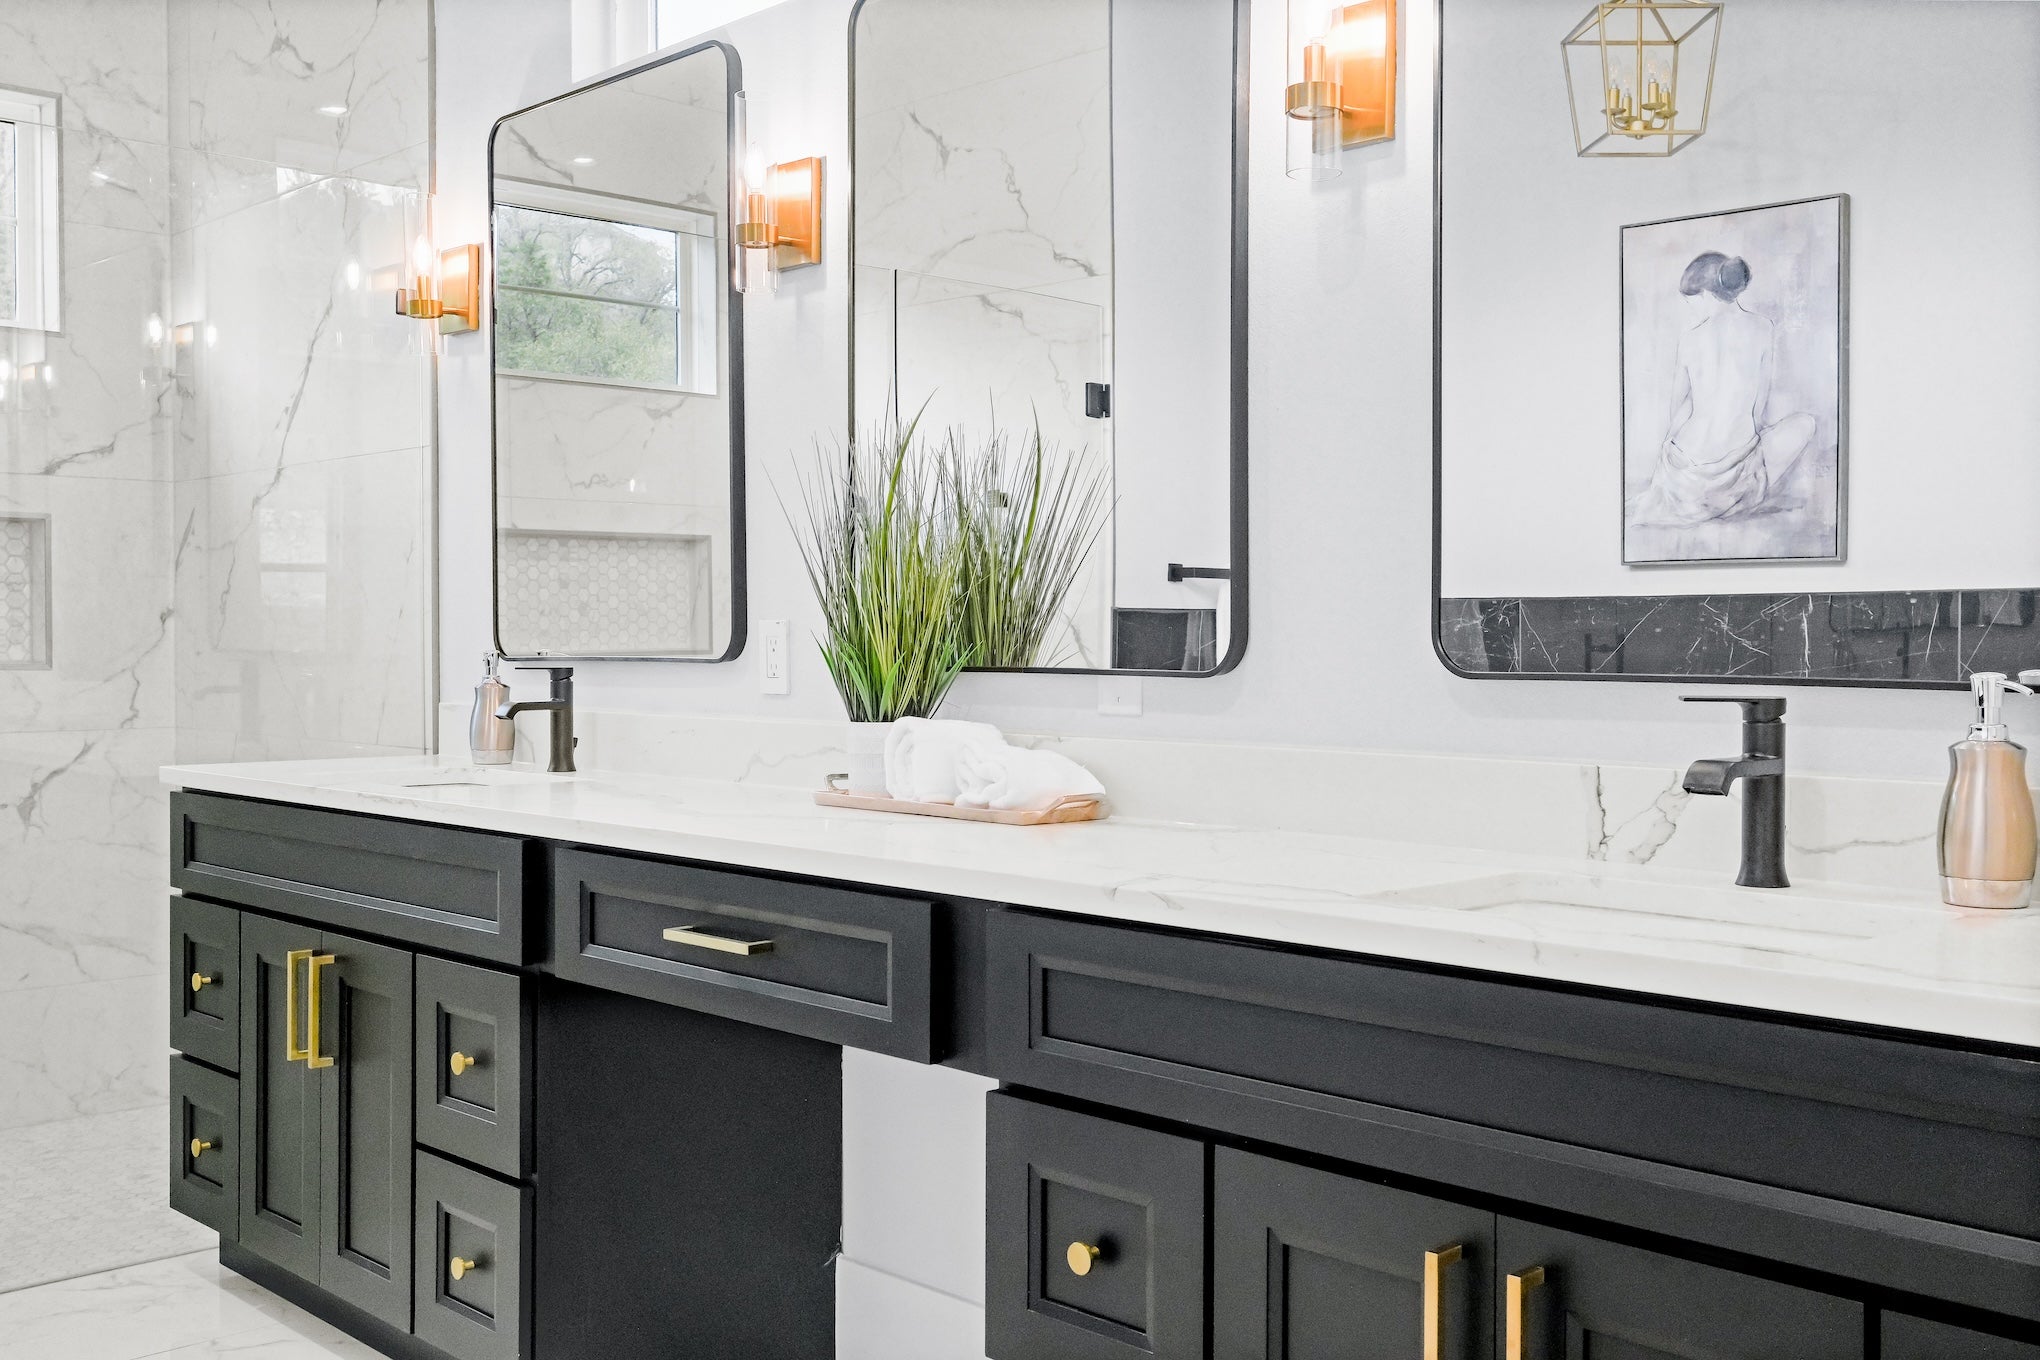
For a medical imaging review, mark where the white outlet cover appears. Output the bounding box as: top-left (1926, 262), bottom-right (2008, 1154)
top-left (760, 619), bottom-right (790, 695)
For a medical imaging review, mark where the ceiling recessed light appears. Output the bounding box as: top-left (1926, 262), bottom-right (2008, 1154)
top-left (317, 104), bottom-right (349, 117)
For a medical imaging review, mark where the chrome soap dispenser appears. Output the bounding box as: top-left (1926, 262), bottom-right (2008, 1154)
top-left (470, 653), bottom-right (514, 766)
top-left (1939, 671), bottom-right (2040, 909)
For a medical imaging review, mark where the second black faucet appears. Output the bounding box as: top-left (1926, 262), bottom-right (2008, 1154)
top-left (1682, 696), bottom-right (1788, 889)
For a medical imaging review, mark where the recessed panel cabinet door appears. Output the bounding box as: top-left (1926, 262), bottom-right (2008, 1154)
top-left (238, 913), bottom-right (323, 1284)
top-left (1213, 1149), bottom-right (1495, 1360)
top-left (1496, 1218), bottom-right (1864, 1360)
top-left (316, 930), bottom-right (415, 1333)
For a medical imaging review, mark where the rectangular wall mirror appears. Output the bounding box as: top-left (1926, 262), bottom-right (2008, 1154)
top-left (1435, 0), bottom-right (2038, 687)
top-left (490, 42), bottom-right (745, 662)
top-left (850, 0), bottom-right (1248, 676)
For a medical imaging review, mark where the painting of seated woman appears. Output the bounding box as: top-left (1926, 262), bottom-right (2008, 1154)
top-left (1621, 195), bottom-right (1847, 566)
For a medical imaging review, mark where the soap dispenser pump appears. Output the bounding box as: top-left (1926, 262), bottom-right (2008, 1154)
top-left (470, 653), bottom-right (514, 766)
top-left (1939, 671), bottom-right (2039, 909)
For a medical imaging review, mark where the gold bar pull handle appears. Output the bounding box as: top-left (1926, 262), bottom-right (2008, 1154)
top-left (663, 925), bottom-right (775, 957)
top-left (284, 949), bottom-right (313, 1063)
top-left (1506, 1266), bottom-right (1546, 1360)
top-left (304, 953), bottom-right (337, 1070)
top-left (1423, 1244), bottom-right (1463, 1360)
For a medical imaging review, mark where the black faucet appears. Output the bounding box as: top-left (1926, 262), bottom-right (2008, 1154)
top-left (496, 667), bottom-right (578, 773)
top-left (1680, 696), bottom-right (1788, 889)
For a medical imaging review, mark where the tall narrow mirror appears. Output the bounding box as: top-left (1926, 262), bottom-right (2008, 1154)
top-left (490, 42), bottom-right (745, 661)
top-left (850, 0), bottom-right (1247, 675)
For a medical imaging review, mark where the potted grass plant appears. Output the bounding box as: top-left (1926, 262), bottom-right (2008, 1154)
top-left (945, 424), bottom-right (1111, 670)
top-left (786, 416), bottom-right (973, 794)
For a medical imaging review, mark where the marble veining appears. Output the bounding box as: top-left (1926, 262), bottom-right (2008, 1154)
top-left (164, 752), bottom-right (2040, 1048)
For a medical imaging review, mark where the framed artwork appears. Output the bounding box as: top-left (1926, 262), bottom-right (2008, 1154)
top-left (1621, 195), bottom-right (1849, 566)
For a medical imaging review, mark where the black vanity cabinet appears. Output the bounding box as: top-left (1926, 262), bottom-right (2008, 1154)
top-left (166, 791), bottom-right (2040, 1360)
top-left (168, 793), bottom-right (536, 1360)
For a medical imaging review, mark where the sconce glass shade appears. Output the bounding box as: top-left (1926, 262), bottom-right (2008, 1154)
top-left (1286, 0), bottom-right (1397, 180)
top-left (1562, 0), bottom-right (1723, 158)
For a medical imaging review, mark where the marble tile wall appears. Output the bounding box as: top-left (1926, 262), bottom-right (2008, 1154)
top-left (0, 0), bottom-right (432, 1134)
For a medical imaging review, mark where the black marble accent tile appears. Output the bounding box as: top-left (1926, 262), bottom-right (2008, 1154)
top-left (1960, 590), bottom-right (2040, 677)
top-left (1438, 588), bottom-right (2026, 685)
top-left (1114, 608), bottom-right (1218, 672)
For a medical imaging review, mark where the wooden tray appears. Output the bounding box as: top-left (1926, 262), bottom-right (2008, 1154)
top-left (813, 785), bottom-right (1106, 825)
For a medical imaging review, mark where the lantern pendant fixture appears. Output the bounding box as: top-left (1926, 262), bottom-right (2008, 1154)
top-left (1561, 0), bottom-right (1723, 158)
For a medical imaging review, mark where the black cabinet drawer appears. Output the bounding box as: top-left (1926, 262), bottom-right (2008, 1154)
top-left (985, 909), bottom-right (2040, 1323)
top-left (416, 956), bottom-right (529, 1180)
top-left (1885, 1313), bottom-right (2040, 1359)
top-left (415, 1151), bottom-right (530, 1360)
top-left (550, 849), bottom-right (938, 1061)
top-left (171, 792), bottom-right (530, 965)
top-left (171, 896), bottom-right (239, 1071)
top-left (170, 1055), bottom-right (238, 1237)
top-left (987, 1093), bottom-right (1206, 1360)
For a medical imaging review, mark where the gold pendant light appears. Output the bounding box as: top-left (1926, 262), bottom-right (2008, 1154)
top-left (1561, 0), bottom-right (1723, 158)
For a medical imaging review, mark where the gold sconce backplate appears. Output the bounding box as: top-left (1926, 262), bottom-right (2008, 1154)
top-left (1328, 0), bottom-right (1399, 148)
top-left (435, 244), bottom-right (482, 334)
top-left (769, 157), bottom-right (824, 270)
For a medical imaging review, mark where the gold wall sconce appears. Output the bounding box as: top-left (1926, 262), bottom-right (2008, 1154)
top-left (395, 239), bottom-right (482, 334)
top-left (735, 92), bottom-right (823, 295)
top-left (1286, 0), bottom-right (1398, 181)
top-left (1562, 0), bottom-right (1723, 158)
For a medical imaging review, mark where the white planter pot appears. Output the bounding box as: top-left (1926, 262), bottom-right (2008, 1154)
top-left (845, 721), bottom-right (894, 796)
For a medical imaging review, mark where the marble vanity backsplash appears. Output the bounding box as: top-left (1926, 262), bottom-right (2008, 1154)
top-left (436, 704), bottom-right (2010, 899)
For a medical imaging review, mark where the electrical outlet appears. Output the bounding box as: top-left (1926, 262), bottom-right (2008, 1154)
top-left (1097, 676), bottom-right (1143, 717)
top-left (760, 619), bottom-right (790, 695)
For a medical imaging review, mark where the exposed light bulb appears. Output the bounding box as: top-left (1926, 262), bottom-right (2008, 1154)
top-left (344, 260), bottom-right (362, 290)
top-left (204, 324), bottom-right (219, 349)
top-left (413, 235), bottom-right (434, 275)
top-left (146, 314), bottom-right (165, 344)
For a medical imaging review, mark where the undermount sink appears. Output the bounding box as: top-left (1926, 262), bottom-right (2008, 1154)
top-left (332, 767), bottom-right (571, 794)
top-left (1364, 870), bottom-right (1930, 951)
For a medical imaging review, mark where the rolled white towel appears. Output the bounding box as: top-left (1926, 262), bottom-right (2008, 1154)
top-left (883, 717), bottom-right (1007, 803)
top-left (954, 745), bottom-right (1106, 812)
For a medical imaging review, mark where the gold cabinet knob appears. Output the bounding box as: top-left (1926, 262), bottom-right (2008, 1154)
top-left (189, 1138), bottom-right (213, 1159)
top-left (1066, 1242), bottom-right (1101, 1277)
top-left (450, 1256), bottom-right (479, 1281)
top-left (190, 972), bottom-right (214, 993)
top-left (449, 1051), bottom-right (479, 1077)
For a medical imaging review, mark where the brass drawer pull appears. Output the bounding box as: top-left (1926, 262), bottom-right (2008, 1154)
top-left (663, 925), bottom-right (775, 957)
top-left (450, 1255), bottom-right (481, 1281)
top-left (285, 949), bottom-right (313, 1063)
top-left (190, 972), bottom-right (215, 994)
top-left (189, 1138), bottom-right (214, 1159)
top-left (1424, 1244), bottom-right (1463, 1360)
top-left (1506, 1266), bottom-right (1546, 1360)
top-left (449, 1051), bottom-right (479, 1077)
top-left (305, 953), bottom-right (336, 1070)
top-left (1065, 1241), bottom-right (1101, 1277)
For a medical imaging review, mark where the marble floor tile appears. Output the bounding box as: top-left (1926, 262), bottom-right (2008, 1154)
top-left (0, 1107), bottom-right (213, 1296)
top-left (0, 1251), bottom-right (367, 1360)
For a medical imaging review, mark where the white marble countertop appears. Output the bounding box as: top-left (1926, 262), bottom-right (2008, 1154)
top-left (162, 756), bottom-right (2040, 1049)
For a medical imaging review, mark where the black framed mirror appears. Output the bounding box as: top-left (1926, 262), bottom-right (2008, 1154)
top-left (848, 0), bottom-right (1250, 677)
top-left (1432, 0), bottom-right (2038, 689)
top-left (488, 41), bottom-right (747, 663)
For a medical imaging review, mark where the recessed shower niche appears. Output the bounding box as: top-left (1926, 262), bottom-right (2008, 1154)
top-left (0, 515), bottom-right (51, 669)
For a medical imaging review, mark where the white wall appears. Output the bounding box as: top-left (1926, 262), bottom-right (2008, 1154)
top-left (437, 0), bottom-right (2019, 798)
top-left (1441, 0), bottom-right (2040, 599)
